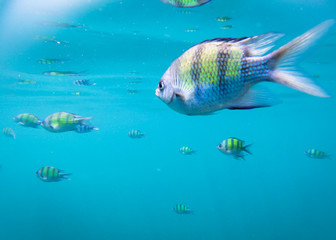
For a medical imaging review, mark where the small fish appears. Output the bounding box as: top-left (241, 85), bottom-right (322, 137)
top-left (179, 146), bottom-right (195, 155)
top-left (128, 80), bottom-right (143, 85)
top-left (16, 79), bottom-right (37, 85)
top-left (217, 137), bottom-right (251, 160)
top-left (38, 59), bottom-right (63, 64)
top-left (75, 124), bottom-right (99, 133)
top-left (35, 35), bottom-right (67, 45)
top-left (42, 71), bottom-right (84, 76)
top-left (173, 204), bottom-right (193, 214)
top-left (305, 149), bottom-right (331, 159)
top-left (41, 112), bottom-right (92, 133)
top-left (220, 25), bottom-right (233, 30)
top-left (156, 20), bottom-right (334, 115)
top-left (37, 21), bottom-right (85, 29)
top-left (128, 129), bottom-right (145, 138)
top-left (161, 0), bottom-right (211, 8)
top-left (127, 89), bottom-right (139, 94)
top-left (2, 127), bottom-right (15, 139)
top-left (180, 9), bottom-right (192, 14)
top-left (185, 28), bottom-right (199, 33)
top-left (216, 17), bottom-right (232, 22)
top-left (73, 79), bottom-right (96, 86)
top-left (72, 92), bottom-right (83, 96)
top-left (36, 166), bottom-right (71, 182)
top-left (13, 113), bottom-right (41, 128)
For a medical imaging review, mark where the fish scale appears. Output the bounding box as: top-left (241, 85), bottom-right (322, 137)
top-left (176, 43), bottom-right (267, 106)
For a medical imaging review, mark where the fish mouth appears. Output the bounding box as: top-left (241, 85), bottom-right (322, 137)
top-left (155, 88), bottom-right (174, 104)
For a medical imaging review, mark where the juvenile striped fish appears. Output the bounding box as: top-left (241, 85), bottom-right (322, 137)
top-left (16, 79), bottom-right (37, 85)
top-left (73, 79), bottom-right (96, 86)
top-left (161, 0), bottom-right (211, 8)
top-left (179, 146), bottom-right (195, 155)
top-left (305, 149), bottom-right (331, 159)
top-left (41, 112), bottom-right (92, 133)
top-left (2, 127), bottom-right (15, 139)
top-left (13, 113), bottom-right (41, 128)
top-left (173, 204), bottom-right (193, 214)
top-left (75, 124), bottom-right (99, 133)
top-left (36, 166), bottom-right (71, 182)
top-left (156, 20), bottom-right (334, 115)
top-left (128, 129), bottom-right (145, 138)
top-left (217, 137), bottom-right (251, 160)
top-left (217, 17), bottom-right (232, 22)
top-left (38, 59), bottom-right (63, 64)
top-left (42, 71), bottom-right (84, 76)
top-left (35, 35), bottom-right (68, 45)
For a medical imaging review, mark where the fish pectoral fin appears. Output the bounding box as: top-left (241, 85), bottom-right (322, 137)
top-left (17, 122), bottom-right (24, 125)
top-left (228, 86), bottom-right (281, 110)
top-left (50, 122), bottom-right (59, 129)
top-left (175, 92), bottom-right (186, 102)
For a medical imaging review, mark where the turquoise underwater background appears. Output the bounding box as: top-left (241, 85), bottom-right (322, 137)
top-left (0, 0), bottom-right (336, 239)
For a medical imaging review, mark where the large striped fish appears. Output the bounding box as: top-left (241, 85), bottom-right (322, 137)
top-left (156, 20), bottom-right (334, 115)
top-left (41, 112), bottom-right (92, 133)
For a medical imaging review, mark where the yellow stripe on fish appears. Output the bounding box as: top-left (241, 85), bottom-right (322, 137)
top-left (199, 43), bottom-right (219, 86)
top-left (225, 45), bottom-right (243, 79)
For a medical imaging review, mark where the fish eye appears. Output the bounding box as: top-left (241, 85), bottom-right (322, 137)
top-left (158, 81), bottom-right (165, 90)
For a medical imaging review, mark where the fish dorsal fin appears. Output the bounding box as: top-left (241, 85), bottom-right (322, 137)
top-left (237, 33), bottom-right (284, 56)
top-left (199, 37), bottom-right (249, 44)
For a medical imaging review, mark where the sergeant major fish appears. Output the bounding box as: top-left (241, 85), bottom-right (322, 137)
top-left (173, 204), bottom-right (193, 214)
top-left (75, 124), bottom-right (99, 133)
top-left (156, 20), bottom-right (334, 115)
top-left (73, 79), bottom-right (96, 86)
top-left (305, 149), bottom-right (331, 159)
top-left (42, 71), bottom-right (85, 76)
top-left (179, 146), bottom-right (195, 155)
top-left (38, 59), bottom-right (63, 64)
top-left (128, 129), bottom-right (145, 138)
top-left (2, 127), bottom-right (15, 139)
top-left (161, 0), bottom-right (211, 8)
top-left (13, 113), bottom-right (41, 128)
top-left (41, 112), bottom-right (92, 133)
top-left (36, 166), bottom-right (71, 182)
top-left (217, 137), bottom-right (251, 160)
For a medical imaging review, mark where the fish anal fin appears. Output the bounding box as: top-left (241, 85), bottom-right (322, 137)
top-left (228, 87), bottom-right (280, 110)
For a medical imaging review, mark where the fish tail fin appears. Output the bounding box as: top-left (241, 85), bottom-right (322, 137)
top-left (60, 173), bottom-right (72, 180)
top-left (243, 144), bottom-right (252, 155)
top-left (267, 20), bottom-right (334, 97)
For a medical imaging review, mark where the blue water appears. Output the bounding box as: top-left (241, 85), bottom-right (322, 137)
top-left (1, 0), bottom-right (336, 239)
